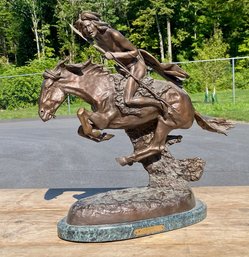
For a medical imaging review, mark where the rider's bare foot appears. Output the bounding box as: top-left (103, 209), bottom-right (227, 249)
top-left (142, 144), bottom-right (163, 157)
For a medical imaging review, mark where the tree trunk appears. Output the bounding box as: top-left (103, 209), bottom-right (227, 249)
top-left (32, 17), bottom-right (41, 60)
top-left (30, 0), bottom-right (41, 60)
top-left (70, 20), bottom-right (75, 63)
top-left (194, 10), bottom-right (197, 40)
top-left (41, 29), bottom-right (45, 57)
top-left (14, 43), bottom-right (17, 64)
top-left (2, 37), bottom-right (9, 63)
top-left (155, 13), bottom-right (164, 62)
top-left (167, 18), bottom-right (172, 63)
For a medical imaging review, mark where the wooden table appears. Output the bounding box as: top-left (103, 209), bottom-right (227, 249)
top-left (1, 187), bottom-right (249, 257)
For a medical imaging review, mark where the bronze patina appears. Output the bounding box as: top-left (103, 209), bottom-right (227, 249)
top-left (38, 11), bottom-right (233, 235)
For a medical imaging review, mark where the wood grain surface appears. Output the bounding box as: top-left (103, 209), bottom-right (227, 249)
top-left (1, 187), bottom-right (249, 257)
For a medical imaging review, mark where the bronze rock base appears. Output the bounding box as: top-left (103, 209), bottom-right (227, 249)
top-left (66, 186), bottom-right (195, 225)
top-left (58, 199), bottom-right (206, 242)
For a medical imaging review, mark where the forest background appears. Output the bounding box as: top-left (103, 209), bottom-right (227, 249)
top-left (0, 0), bottom-right (249, 121)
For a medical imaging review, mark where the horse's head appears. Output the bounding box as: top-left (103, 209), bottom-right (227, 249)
top-left (39, 58), bottom-right (110, 121)
top-left (38, 60), bottom-right (68, 122)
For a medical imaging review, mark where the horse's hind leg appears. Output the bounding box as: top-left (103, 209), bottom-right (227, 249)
top-left (116, 115), bottom-right (172, 166)
top-left (77, 108), bottom-right (114, 142)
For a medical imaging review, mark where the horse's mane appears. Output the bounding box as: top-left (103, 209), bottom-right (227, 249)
top-left (43, 59), bottom-right (110, 81)
top-left (65, 59), bottom-right (110, 76)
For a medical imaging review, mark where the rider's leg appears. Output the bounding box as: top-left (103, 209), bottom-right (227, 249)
top-left (123, 64), bottom-right (168, 115)
top-left (148, 115), bottom-right (172, 151)
top-left (116, 115), bottom-right (172, 166)
top-left (132, 115), bottom-right (171, 159)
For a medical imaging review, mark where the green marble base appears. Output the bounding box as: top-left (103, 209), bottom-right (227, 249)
top-left (57, 199), bottom-right (206, 242)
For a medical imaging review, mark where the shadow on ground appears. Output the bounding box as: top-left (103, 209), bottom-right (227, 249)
top-left (44, 188), bottom-right (125, 201)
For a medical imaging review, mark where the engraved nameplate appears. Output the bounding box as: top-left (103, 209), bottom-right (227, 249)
top-left (133, 225), bottom-right (165, 237)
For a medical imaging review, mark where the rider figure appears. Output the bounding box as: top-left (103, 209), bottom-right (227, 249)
top-left (75, 11), bottom-right (167, 114)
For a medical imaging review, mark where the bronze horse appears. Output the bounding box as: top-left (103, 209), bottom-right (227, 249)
top-left (39, 59), bottom-right (232, 166)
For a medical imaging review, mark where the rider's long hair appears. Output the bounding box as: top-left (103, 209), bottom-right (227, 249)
top-left (75, 11), bottom-right (110, 40)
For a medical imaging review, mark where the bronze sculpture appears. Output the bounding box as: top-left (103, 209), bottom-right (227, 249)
top-left (38, 12), bottom-right (233, 242)
top-left (39, 59), bottom-right (231, 166)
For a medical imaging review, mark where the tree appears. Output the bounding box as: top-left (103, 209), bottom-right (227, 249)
top-left (28, 0), bottom-right (42, 59)
top-left (149, 0), bottom-right (175, 62)
top-left (1, 0), bottom-right (249, 67)
top-left (5, 0), bottom-right (56, 64)
top-left (185, 29), bottom-right (230, 93)
top-left (55, 0), bottom-right (84, 62)
top-left (171, 0), bottom-right (204, 61)
top-left (129, 0), bottom-right (175, 62)
top-left (0, 0), bottom-right (11, 62)
top-left (8, 0), bottom-right (43, 60)
top-left (0, 0), bottom-right (24, 63)
top-left (221, 0), bottom-right (249, 57)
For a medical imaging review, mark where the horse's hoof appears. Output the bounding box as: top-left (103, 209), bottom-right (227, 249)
top-left (102, 133), bottom-right (115, 141)
top-left (78, 126), bottom-right (84, 137)
top-left (115, 156), bottom-right (134, 166)
top-left (115, 157), bottom-right (127, 166)
top-left (78, 126), bottom-right (102, 142)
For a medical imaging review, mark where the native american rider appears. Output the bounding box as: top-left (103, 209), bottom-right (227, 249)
top-left (74, 11), bottom-right (189, 116)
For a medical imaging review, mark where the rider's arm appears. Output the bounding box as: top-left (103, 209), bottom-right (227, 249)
top-left (105, 29), bottom-right (138, 60)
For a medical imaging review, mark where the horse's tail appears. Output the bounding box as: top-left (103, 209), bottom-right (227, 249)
top-left (194, 110), bottom-right (234, 135)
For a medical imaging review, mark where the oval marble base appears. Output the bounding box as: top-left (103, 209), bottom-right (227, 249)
top-left (57, 199), bottom-right (206, 242)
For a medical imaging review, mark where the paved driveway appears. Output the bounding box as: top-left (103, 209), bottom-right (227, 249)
top-left (0, 117), bottom-right (248, 188)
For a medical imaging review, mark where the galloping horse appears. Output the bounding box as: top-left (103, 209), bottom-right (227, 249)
top-left (39, 59), bottom-right (232, 166)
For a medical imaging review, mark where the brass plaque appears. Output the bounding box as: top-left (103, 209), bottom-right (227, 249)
top-left (133, 225), bottom-right (165, 237)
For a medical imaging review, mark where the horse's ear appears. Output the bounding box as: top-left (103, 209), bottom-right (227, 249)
top-left (64, 59), bottom-right (92, 76)
top-left (43, 69), bottom-right (61, 81)
top-left (54, 57), bottom-right (69, 71)
top-left (82, 59), bottom-right (92, 68)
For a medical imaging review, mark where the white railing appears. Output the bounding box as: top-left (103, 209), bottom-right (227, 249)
top-left (1, 56), bottom-right (249, 111)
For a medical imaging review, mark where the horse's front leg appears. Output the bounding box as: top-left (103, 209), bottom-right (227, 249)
top-left (77, 108), bottom-right (114, 142)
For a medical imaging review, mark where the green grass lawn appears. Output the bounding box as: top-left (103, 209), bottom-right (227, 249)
top-left (0, 100), bottom-right (90, 120)
top-left (0, 89), bottom-right (248, 122)
top-left (189, 88), bottom-right (249, 122)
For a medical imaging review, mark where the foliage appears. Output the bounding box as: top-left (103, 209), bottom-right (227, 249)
top-left (129, 0), bottom-right (175, 61)
top-left (55, 0), bottom-right (80, 62)
top-left (2, 88), bottom-right (249, 122)
top-left (1, 0), bottom-right (249, 111)
top-left (234, 67), bottom-right (249, 89)
top-left (0, 58), bottom-right (58, 109)
top-left (0, 0), bottom-right (248, 63)
top-left (183, 29), bottom-right (231, 93)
